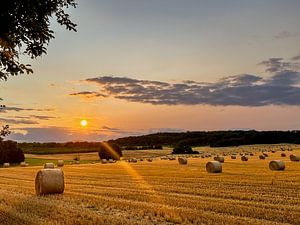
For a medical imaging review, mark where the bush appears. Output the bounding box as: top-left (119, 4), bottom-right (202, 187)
top-left (172, 144), bottom-right (193, 154)
top-left (0, 140), bottom-right (25, 164)
top-left (98, 142), bottom-right (122, 160)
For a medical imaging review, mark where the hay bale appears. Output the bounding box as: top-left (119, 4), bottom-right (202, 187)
top-left (263, 153), bottom-right (269, 157)
top-left (44, 163), bottom-right (54, 169)
top-left (35, 169), bottom-right (64, 195)
top-left (101, 159), bottom-right (108, 164)
top-left (3, 163), bottom-right (10, 168)
top-left (241, 156), bottom-right (248, 161)
top-left (206, 161), bottom-right (222, 173)
top-left (75, 160), bottom-right (80, 164)
top-left (231, 155), bottom-right (237, 159)
top-left (108, 159), bottom-right (116, 163)
top-left (178, 157), bottom-right (187, 165)
top-left (213, 156), bottom-right (224, 163)
top-left (57, 160), bottom-right (64, 167)
top-left (281, 153), bottom-right (286, 157)
top-left (290, 154), bottom-right (300, 162)
top-left (250, 153), bottom-right (254, 156)
top-left (168, 157), bottom-right (176, 161)
top-left (20, 162), bottom-right (27, 167)
top-left (129, 158), bottom-right (138, 163)
top-left (269, 160), bottom-right (285, 171)
top-left (146, 158), bottom-right (153, 162)
top-left (259, 155), bottom-right (266, 160)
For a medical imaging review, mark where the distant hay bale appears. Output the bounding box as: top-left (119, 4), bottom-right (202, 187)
top-left (206, 161), bottom-right (222, 173)
top-left (281, 153), bottom-right (286, 157)
top-left (3, 163), bottom-right (10, 168)
top-left (213, 156), bottom-right (224, 163)
top-left (129, 158), bottom-right (138, 163)
top-left (231, 155), bottom-right (236, 159)
top-left (269, 160), bottom-right (285, 171)
top-left (250, 153), bottom-right (254, 156)
top-left (259, 155), bottom-right (266, 160)
top-left (178, 157), bottom-right (187, 165)
top-left (108, 159), bottom-right (116, 163)
top-left (57, 160), bottom-right (64, 167)
top-left (241, 156), bottom-right (249, 161)
top-left (101, 159), bottom-right (108, 164)
top-left (271, 150), bottom-right (276, 153)
top-left (44, 163), bottom-right (55, 169)
top-left (20, 162), bottom-right (27, 167)
top-left (35, 169), bottom-right (64, 195)
top-left (290, 154), bottom-right (300, 162)
top-left (168, 157), bottom-right (176, 161)
top-left (146, 158), bottom-right (153, 162)
top-left (75, 161), bottom-right (80, 164)
top-left (263, 153), bottom-right (269, 157)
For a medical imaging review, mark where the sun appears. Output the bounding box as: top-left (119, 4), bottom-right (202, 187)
top-left (80, 119), bottom-right (88, 127)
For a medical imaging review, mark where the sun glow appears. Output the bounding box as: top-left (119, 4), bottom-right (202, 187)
top-left (80, 119), bottom-right (88, 127)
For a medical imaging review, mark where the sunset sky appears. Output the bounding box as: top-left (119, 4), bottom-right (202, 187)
top-left (1, 0), bottom-right (300, 142)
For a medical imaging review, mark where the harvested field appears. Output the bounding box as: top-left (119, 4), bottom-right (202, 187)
top-left (0, 146), bottom-right (299, 225)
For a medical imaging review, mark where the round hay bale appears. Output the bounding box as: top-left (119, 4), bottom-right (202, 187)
top-left (290, 154), bottom-right (300, 162)
top-left (281, 153), bottom-right (286, 157)
top-left (241, 156), bottom-right (248, 161)
top-left (168, 157), bottom-right (176, 161)
top-left (269, 160), bottom-right (285, 171)
top-left (20, 162), bottom-right (27, 167)
top-left (35, 169), bottom-right (64, 195)
top-left (129, 158), bottom-right (138, 163)
top-left (206, 161), bottom-right (222, 173)
top-left (259, 155), bottom-right (266, 160)
top-left (271, 150), bottom-right (276, 153)
top-left (213, 156), bottom-right (224, 163)
top-left (146, 158), bottom-right (153, 162)
top-left (108, 159), bottom-right (116, 163)
top-left (263, 153), bottom-right (269, 157)
top-left (57, 160), bottom-right (64, 167)
top-left (178, 157), bottom-right (187, 165)
top-left (44, 163), bottom-right (54, 169)
top-left (101, 159), bottom-right (108, 164)
top-left (231, 155), bottom-right (236, 159)
top-left (3, 163), bottom-right (10, 168)
top-left (75, 160), bottom-right (80, 164)
top-left (250, 153), bottom-right (254, 156)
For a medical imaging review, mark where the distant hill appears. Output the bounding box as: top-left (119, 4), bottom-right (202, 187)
top-left (110, 130), bottom-right (300, 147)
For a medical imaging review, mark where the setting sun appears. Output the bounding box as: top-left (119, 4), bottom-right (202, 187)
top-left (80, 119), bottom-right (88, 127)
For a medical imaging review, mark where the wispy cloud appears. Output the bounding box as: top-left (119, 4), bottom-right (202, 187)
top-left (0, 106), bottom-right (54, 113)
top-left (274, 31), bottom-right (300, 39)
top-left (69, 91), bottom-right (107, 99)
top-left (0, 118), bottom-right (39, 125)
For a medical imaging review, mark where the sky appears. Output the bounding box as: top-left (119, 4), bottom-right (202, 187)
top-left (1, 0), bottom-right (300, 142)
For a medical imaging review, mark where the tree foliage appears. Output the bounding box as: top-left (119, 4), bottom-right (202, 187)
top-left (98, 142), bottom-right (122, 160)
top-left (0, 0), bottom-right (77, 80)
top-left (0, 140), bottom-right (25, 164)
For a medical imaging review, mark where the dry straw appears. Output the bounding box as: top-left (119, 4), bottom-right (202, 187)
top-left (206, 161), bottom-right (222, 173)
top-left (44, 163), bottom-right (55, 169)
top-left (57, 160), bottom-right (64, 167)
top-left (269, 160), bottom-right (285, 171)
top-left (35, 169), bottom-right (64, 195)
top-left (178, 157), bottom-right (188, 165)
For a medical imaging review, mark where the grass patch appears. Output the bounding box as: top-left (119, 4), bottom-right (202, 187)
top-left (25, 157), bottom-right (99, 166)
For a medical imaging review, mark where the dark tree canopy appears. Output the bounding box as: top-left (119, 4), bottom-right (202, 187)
top-left (0, 0), bottom-right (77, 80)
top-left (98, 142), bottom-right (123, 160)
top-left (0, 140), bottom-right (25, 164)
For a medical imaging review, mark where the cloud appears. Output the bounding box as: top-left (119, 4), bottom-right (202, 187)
top-left (274, 31), bottom-right (300, 39)
top-left (0, 106), bottom-right (54, 113)
top-left (258, 58), bottom-right (300, 73)
top-left (30, 115), bottom-right (57, 120)
top-left (69, 91), bottom-right (107, 99)
top-left (0, 118), bottom-right (39, 125)
top-left (69, 71), bottom-right (300, 106)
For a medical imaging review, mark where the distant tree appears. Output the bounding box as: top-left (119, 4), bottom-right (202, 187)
top-left (98, 142), bottom-right (122, 160)
top-left (172, 143), bottom-right (193, 154)
top-left (0, 0), bottom-right (77, 80)
top-left (0, 140), bottom-right (25, 164)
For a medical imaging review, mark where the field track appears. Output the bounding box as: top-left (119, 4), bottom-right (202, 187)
top-left (0, 147), bottom-right (299, 225)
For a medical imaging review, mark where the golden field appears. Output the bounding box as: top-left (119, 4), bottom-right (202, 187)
top-left (0, 145), bottom-right (300, 225)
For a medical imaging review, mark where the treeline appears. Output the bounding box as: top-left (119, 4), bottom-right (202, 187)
top-left (110, 130), bottom-right (300, 147)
